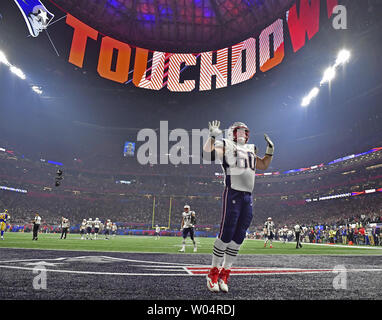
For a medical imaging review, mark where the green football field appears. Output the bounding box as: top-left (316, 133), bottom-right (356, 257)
top-left (1, 232), bottom-right (382, 255)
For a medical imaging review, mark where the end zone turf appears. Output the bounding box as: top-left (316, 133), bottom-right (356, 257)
top-left (1, 233), bottom-right (381, 255)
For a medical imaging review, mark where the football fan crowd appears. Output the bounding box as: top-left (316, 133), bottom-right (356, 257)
top-left (252, 195), bottom-right (382, 247)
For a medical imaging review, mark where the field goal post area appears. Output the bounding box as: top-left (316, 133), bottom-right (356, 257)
top-left (151, 196), bottom-right (174, 231)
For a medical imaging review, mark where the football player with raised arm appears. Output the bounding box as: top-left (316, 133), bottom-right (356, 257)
top-left (179, 205), bottom-right (197, 253)
top-left (203, 120), bottom-right (274, 293)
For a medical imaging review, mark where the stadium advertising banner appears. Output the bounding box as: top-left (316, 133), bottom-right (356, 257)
top-left (64, 0), bottom-right (338, 92)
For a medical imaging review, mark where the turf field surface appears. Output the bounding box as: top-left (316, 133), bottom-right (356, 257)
top-left (0, 232), bottom-right (381, 255)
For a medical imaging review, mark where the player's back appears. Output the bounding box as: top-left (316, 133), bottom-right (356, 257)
top-left (264, 221), bottom-right (274, 231)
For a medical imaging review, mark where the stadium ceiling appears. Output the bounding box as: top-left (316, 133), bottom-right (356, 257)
top-left (49, 0), bottom-right (296, 53)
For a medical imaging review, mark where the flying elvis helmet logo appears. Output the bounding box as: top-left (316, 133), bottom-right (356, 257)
top-left (14, 0), bottom-right (54, 37)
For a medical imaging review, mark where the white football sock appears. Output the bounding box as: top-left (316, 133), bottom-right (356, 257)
top-left (211, 238), bottom-right (229, 268)
top-left (222, 241), bottom-right (241, 269)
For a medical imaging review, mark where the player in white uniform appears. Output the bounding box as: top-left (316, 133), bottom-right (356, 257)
top-left (80, 219), bottom-right (87, 239)
top-left (112, 223), bottom-right (117, 237)
top-left (264, 217), bottom-right (275, 248)
top-left (86, 218), bottom-right (93, 240)
top-left (154, 225), bottom-right (161, 240)
top-left (280, 225), bottom-right (289, 243)
top-left (287, 229), bottom-right (293, 242)
top-left (179, 205), bottom-right (197, 252)
top-left (203, 120), bottom-right (274, 293)
top-left (94, 218), bottom-right (101, 240)
top-left (104, 219), bottom-right (112, 240)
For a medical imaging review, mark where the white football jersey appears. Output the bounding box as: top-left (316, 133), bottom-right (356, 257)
top-left (86, 220), bottom-right (93, 228)
top-left (215, 138), bottom-right (257, 193)
top-left (94, 220), bottom-right (100, 228)
top-left (264, 221), bottom-right (275, 235)
top-left (156, 226), bottom-right (160, 233)
top-left (80, 221), bottom-right (86, 230)
top-left (106, 222), bottom-right (112, 230)
top-left (182, 211), bottom-right (195, 229)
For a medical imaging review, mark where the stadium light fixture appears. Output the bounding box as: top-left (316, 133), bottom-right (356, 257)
top-left (0, 51), bottom-right (10, 66)
top-left (309, 87), bottom-right (319, 98)
top-left (320, 67), bottom-right (336, 85)
top-left (335, 49), bottom-right (351, 66)
top-left (301, 95), bottom-right (311, 107)
top-left (10, 66), bottom-right (26, 80)
top-left (32, 85), bottom-right (43, 95)
top-left (301, 87), bottom-right (319, 107)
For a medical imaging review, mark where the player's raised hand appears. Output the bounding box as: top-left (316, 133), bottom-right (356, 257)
top-left (264, 133), bottom-right (274, 156)
top-left (208, 120), bottom-right (222, 138)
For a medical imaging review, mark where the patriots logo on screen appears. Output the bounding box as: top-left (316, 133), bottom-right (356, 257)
top-left (13, 0), bottom-right (54, 37)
